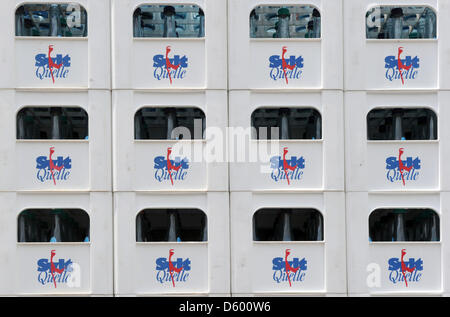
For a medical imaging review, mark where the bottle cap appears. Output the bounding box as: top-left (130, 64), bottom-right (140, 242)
top-left (391, 8), bottom-right (403, 18)
top-left (278, 8), bottom-right (290, 18)
top-left (312, 8), bottom-right (320, 18)
top-left (163, 6), bottom-right (176, 17)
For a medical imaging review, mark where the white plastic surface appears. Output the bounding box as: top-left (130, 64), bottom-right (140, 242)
top-left (344, 91), bottom-right (450, 192)
top-left (228, 0), bottom-right (343, 90)
top-left (114, 192), bottom-right (230, 296)
top-left (112, 90), bottom-right (228, 192)
top-left (344, 0), bottom-right (450, 90)
top-left (230, 191), bottom-right (346, 296)
top-left (112, 0), bottom-right (227, 90)
top-left (346, 192), bottom-right (450, 296)
top-left (229, 90), bottom-right (344, 191)
top-left (0, 90), bottom-right (112, 192)
top-left (0, 0), bottom-right (111, 89)
top-left (0, 192), bottom-right (113, 295)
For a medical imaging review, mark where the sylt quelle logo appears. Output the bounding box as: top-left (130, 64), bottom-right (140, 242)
top-left (272, 249), bottom-right (307, 286)
top-left (153, 147), bottom-right (189, 185)
top-left (35, 45), bottom-right (71, 83)
top-left (384, 47), bottom-right (420, 85)
top-left (37, 250), bottom-right (74, 288)
top-left (385, 148), bottom-right (420, 186)
top-left (388, 249), bottom-right (423, 287)
top-left (155, 249), bottom-right (191, 287)
top-left (36, 147), bottom-right (72, 185)
top-left (153, 46), bottom-right (188, 84)
top-left (269, 46), bottom-right (304, 84)
top-left (270, 147), bottom-right (305, 185)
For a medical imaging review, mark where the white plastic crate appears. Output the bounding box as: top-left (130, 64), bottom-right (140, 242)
top-left (113, 90), bottom-right (228, 192)
top-left (345, 91), bottom-right (450, 192)
top-left (346, 192), bottom-right (450, 296)
top-left (229, 90), bottom-right (344, 191)
top-left (112, 0), bottom-right (227, 90)
top-left (0, 89), bottom-right (111, 192)
top-left (230, 191), bottom-right (346, 296)
top-left (0, 0), bottom-right (111, 89)
top-left (0, 192), bottom-right (113, 295)
top-left (344, 0), bottom-right (450, 90)
top-left (114, 191), bottom-right (230, 296)
top-left (228, 0), bottom-right (343, 90)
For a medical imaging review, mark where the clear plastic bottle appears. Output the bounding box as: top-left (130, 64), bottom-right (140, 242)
top-left (51, 108), bottom-right (63, 139)
top-left (424, 9), bottom-right (434, 39)
top-left (279, 211), bottom-right (293, 241)
top-left (393, 110), bottom-right (403, 140)
top-left (16, 6), bottom-right (25, 36)
top-left (17, 111), bottom-right (27, 139)
top-left (311, 8), bottom-right (321, 38)
top-left (136, 212), bottom-right (144, 242)
top-left (133, 8), bottom-right (143, 37)
top-left (163, 6), bottom-right (178, 38)
top-left (49, 4), bottom-right (62, 37)
top-left (390, 8), bottom-right (403, 39)
top-left (430, 212), bottom-right (438, 241)
top-left (280, 108), bottom-right (290, 140)
top-left (50, 210), bottom-right (63, 242)
top-left (198, 8), bottom-right (205, 37)
top-left (250, 9), bottom-right (257, 38)
top-left (315, 213), bottom-right (323, 241)
top-left (315, 115), bottom-right (322, 140)
top-left (18, 212), bottom-right (27, 242)
top-left (277, 8), bottom-right (291, 38)
top-left (394, 210), bottom-right (406, 241)
top-left (429, 114), bottom-right (436, 140)
top-left (167, 210), bottom-right (181, 242)
top-left (201, 218), bottom-right (208, 242)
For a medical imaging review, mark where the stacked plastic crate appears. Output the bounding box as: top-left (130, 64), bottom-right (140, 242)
top-left (111, 0), bottom-right (230, 296)
top-left (344, 0), bottom-right (450, 296)
top-left (228, 0), bottom-right (346, 296)
top-left (0, 0), bottom-right (113, 295)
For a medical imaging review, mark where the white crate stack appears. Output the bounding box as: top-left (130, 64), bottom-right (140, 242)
top-left (111, 0), bottom-right (230, 296)
top-left (344, 0), bottom-right (450, 296)
top-left (0, 0), bottom-right (113, 296)
top-left (228, 0), bottom-right (346, 296)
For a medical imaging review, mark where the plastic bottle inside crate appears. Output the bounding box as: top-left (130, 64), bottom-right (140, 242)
top-left (18, 209), bottom-right (90, 243)
top-left (369, 208), bottom-right (439, 242)
top-left (135, 107), bottom-right (205, 140)
top-left (17, 107), bottom-right (88, 140)
top-left (133, 4), bottom-right (205, 38)
top-left (253, 208), bottom-right (323, 241)
top-left (251, 107), bottom-right (321, 140)
top-left (367, 108), bottom-right (437, 141)
top-left (136, 209), bottom-right (207, 242)
top-left (366, 6), bottom-right (436, 39)
top-left (250, 5), bottom-right (320, 39)
top-left (15, 3), bottom-right (87, 37)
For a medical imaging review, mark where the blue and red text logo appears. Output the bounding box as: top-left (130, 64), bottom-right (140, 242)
top-left (155, 249), bottom-right (191, 287)
top-left (272, 249), bottom-right (307, 286)
top-left (153, 46), bottom-right (188, 84)
top-left (270, 147), bottom-right (305, 185)
top-left (388, 249), bottom-right (423, 287)
top-left (269, 46), bottom-right (304, 84)
top-left (385, 148), bottom-right (420, 186)
top-left (154, 147), bottom-right (189, 185)
top-left (385, 47), bottom-right (420, 85)
top-left (35, 45), bottom-right (71, 83)
top-left (37, 250), bottom-right (74, 288)
top-left (36, 147), bottom-right (72, 185)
